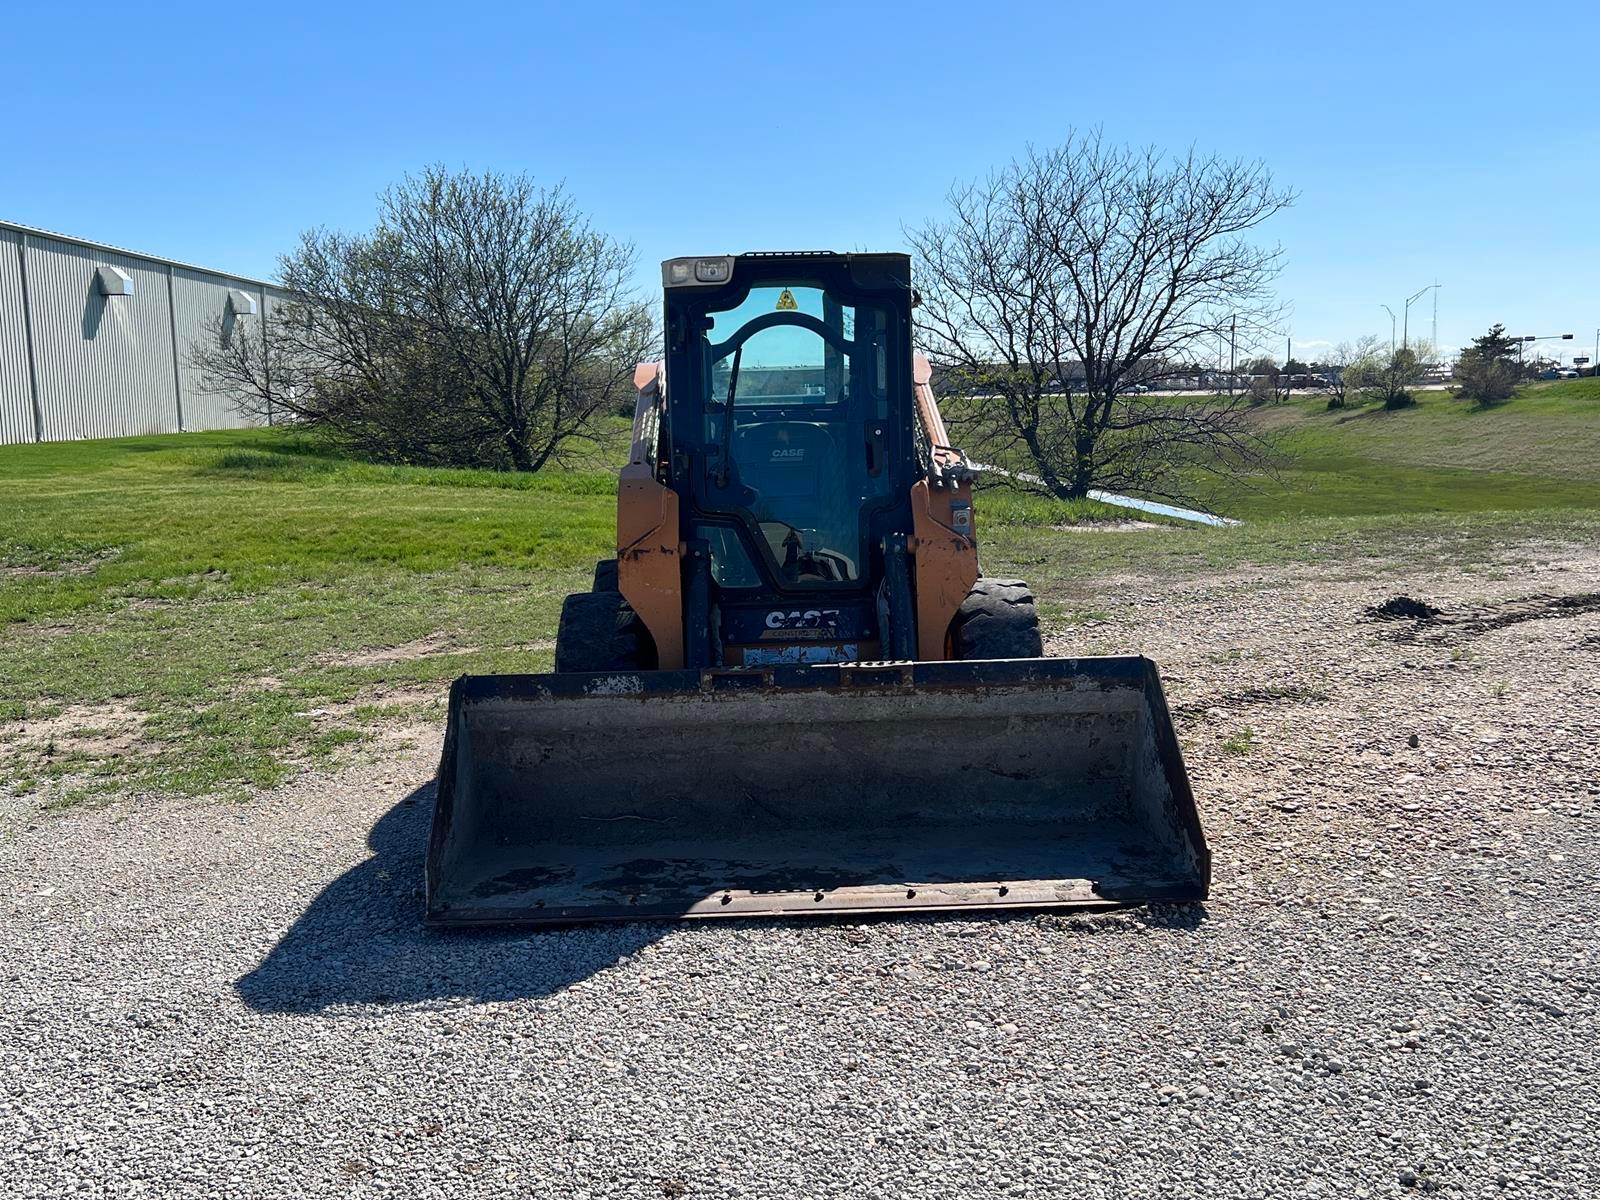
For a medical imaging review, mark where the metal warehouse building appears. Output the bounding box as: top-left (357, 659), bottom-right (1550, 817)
top-left (1, 219), bottom-right (285, 445)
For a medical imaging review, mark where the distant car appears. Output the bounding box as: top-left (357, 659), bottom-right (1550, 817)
top-left (1537, 369), bottom-right (1560, 380)
top-left (1558, 369), bottom-right (1580, 379)
top-left (1124, 382), bottom-right (1151, 394)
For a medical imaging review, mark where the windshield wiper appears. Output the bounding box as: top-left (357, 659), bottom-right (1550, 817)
top-left (714, 344), bottom-right (743, 489)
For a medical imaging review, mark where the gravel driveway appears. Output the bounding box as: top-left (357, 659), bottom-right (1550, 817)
top-left (4, 547), bottom-right (1597, 1199)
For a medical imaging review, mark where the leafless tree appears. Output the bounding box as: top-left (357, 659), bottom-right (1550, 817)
top-left (1322, 335), bottom-right (1383, 409)
top-left (191, 300), bottom-right (307, 427)
top-left (1324, 341), bottom-right (1353, 409)
top-left (1346, 340), bottom-right (1432, 410)
top-left (1237, 355), bottom-right (1284, 406)
top-left (191, 167), bottom-right (653, 471)
top-left (907, 132), bottom-right (1294, 503)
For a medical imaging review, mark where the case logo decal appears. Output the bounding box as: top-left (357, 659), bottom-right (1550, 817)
top-left (764, 608), bottom-right (840, 630)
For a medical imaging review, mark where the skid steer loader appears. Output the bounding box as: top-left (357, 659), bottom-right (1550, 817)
top-left (426, 251), bottom-right (1208, 926)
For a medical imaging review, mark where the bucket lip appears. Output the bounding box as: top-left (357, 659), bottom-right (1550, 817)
top-left (425, 880), bottom-right (1205, 928)
top-left (448, 654), bottom-right (1157, 702)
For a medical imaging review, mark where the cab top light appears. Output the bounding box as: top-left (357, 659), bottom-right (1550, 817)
top-left (695, 257), bottom-right (731, 283)
top-left (662, 256), bottom-right (734, 287)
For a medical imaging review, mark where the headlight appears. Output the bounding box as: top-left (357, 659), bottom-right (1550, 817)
top-left (694, 257), bottom-right (731, 283)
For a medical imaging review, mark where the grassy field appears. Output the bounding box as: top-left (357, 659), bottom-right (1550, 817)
top-left (1208, 378), bottom-right (1600, 519)
top-left (0, 432), bottom-right (622, 802)
top-left (1, 378), bottom-right (1596, 807)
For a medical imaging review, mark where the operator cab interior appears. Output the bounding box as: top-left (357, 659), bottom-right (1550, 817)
top-left (690, 279), bottom-right (903, 593)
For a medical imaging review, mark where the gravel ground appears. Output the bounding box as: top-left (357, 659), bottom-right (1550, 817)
top-left (3, 545), bottom-right (1598, 1199)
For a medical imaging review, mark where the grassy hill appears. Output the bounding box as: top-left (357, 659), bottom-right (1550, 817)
top-left (1208, 378), bottom-right (1600, 519)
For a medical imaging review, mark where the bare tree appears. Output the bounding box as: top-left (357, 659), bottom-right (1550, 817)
top-left (907, 132), bottom-right (1294, 502)
top-left (1323, 342), bottom-right (1352, 409)
top-left (1323, 335), bottom-right (1383, 409)
top-left (1238, 355), bottom-right (1282, 406)
top-left (191, 166), bottom-right (653, 471)
top-left (191, 300), bottom-right (307, 427)
top-left (1346, 341), bottom-right (1431, 410)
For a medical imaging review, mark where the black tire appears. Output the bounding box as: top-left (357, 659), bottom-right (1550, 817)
top-left (555, 591), bottom-right (645, 673)
top-left (951, 577), bottom-right (1044, 660)
top-left (592, 558), bottom-right (619, 592)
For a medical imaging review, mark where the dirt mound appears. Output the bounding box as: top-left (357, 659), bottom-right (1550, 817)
top-left (1365, 595), bottom-right (1443, 622)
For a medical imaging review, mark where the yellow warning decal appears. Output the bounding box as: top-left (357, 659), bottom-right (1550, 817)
top-left (775, 288), bottom-right (798, 311)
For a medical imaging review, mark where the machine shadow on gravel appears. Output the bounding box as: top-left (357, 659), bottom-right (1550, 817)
top-left (237, 781), bottom-right (1211, 1014)
top-left (235, 783), bottom-right (672, 1013)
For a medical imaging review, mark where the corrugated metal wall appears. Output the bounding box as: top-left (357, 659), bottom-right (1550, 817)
top-left (0, 229), bottom-right (36, 444)
top-left (172, 269), bottom-right (265, 432)
top-left (0, 221), bottom-right (279, 445)
top-left (27, 236), bottom-right (178, 441)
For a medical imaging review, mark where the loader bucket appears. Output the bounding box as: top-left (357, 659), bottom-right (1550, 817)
top-left (426, 657), bottom-right (1208, 927)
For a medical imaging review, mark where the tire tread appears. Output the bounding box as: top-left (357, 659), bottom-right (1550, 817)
top-left (951, 577), bottom-right (1044, 660)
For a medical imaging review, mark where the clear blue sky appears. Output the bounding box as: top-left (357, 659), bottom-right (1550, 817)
top-left (4, 0), bottom-right (1595, 362)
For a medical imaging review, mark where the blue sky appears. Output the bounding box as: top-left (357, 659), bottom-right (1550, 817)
top-left (4, 0), bottom-right (1595, 362)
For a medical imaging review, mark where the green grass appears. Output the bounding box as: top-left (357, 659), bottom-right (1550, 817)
top-left (0, 430), bottom-right (621, 625)
top-left (951, 377), bottom-right (1600, 521)
top-left (1220, 726), bottom-right (1257, 756)
top-left (977, 380), bottom-right (1600, 633)
top-left (2, 387), bottom-right (1597, 809)
top-left (973, 486), bottom-right (1179, 528)
top-left (1206, 379), bottom-right (1600, 519)
top-left (0, 429), bottom-right (617, 802)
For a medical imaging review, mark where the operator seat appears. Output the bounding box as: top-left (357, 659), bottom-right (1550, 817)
top-left (732, 420), bottom-right (854, 573)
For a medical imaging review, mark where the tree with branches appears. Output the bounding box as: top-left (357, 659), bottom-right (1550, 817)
top-left (906, 132), bottom-right (1294, 503)
top-left (191, 296), bottom-right (304, 428)
top-left (1239, 355), bottom-right (1282, 406)
top-left (1323, 335), bottom-right (1383, 409)
top-left (1346, 342), bottom-right (1431, 410)
top-left (1451, 323), bottom-right (1520, 405)
top-left (192, 166), bottom-right (653, 471)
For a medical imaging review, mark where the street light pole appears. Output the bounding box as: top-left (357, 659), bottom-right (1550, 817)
top-left (1381, 305), bottom-right (1397, 356)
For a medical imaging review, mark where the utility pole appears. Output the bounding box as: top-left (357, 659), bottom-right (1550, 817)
top-left (1431, 280), bottom-right (1439, 353)
top-left (1229, 314), bottom-right (1237, 396)
top-left (1382, 305), bottom-right (1396, 356)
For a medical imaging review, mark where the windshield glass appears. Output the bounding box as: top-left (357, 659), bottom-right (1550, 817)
top-left (701, 284), bottom-right (893, 586)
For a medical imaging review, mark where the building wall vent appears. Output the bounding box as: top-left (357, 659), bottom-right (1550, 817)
top-left (95, 265), bottom-right (134, 296)
top-left (226, 289), bottom-right (258, 317)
